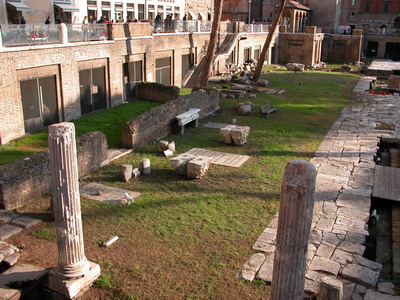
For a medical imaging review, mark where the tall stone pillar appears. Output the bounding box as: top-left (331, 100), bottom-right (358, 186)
top-left (271, 160), bottom-right (316, 300)
top-left (48, 122), bottom-right (100, 299)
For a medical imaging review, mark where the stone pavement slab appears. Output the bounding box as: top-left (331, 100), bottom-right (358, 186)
top-left (0, 264), bottom-right (48, 300)
top-left (239, 75), bottom-right (400, 299)
top-left (80, 183), bottom-right (141, 205)
top-left (0, 225), bottom-right (23, 241)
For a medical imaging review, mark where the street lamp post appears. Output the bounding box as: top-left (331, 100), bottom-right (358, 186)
top-left (248, 0), bottom-right (252, 24)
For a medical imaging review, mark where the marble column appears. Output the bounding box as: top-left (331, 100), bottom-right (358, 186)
top-left (271, 160), bottom-right (316, 300)
top-left (48, 122), bottom-right (90, 278)
top-left (48, 122), bottom-right (100, 299)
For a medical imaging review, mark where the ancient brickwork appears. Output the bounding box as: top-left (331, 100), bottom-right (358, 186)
top-left (0, 131), bottom-right (108, 210)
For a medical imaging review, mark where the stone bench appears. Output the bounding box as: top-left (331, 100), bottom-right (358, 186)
top-left (259, 103), bottom-right (276, 117)
top-left (175, 108), bottom-right (201, 135)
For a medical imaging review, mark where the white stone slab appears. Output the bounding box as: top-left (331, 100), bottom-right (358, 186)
top-left (80, 183), bottom-right (141, 205)
top-left (184, 148), bottom-right (249, 168)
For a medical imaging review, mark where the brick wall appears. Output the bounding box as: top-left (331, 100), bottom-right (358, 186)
top-left (0, 131), bottom-right (108, 210)
top-left (122, 85), bottom-right (220, 149)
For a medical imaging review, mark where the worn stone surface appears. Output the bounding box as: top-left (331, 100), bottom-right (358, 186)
top-left (309, 256), bottom-right (341, 276)
top-left (237, 253), bottom-right (265, 281)
top-left (320, 276), bottom-right (343, 300)
top-left (364, 289), bottom-right (400, 300)
top-left (341, 264), bottom-right (380, 286)
top-left (256, 253), bottom-right (274, 282)
top-left (0, 224), bottom-right (23, 240)
top-left (11, 216), bottom-right (41, 229)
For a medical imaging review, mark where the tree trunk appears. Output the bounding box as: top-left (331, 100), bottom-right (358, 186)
top-left (252, 0), bottom-right (287, 82)
top-left (198, 0), bottom-right (224, 87)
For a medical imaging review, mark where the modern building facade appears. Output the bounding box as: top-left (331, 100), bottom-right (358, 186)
top-left (1, 0), bottom-right (215, 25)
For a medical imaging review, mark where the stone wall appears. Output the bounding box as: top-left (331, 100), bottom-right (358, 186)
top-left (0, 131), bottom-right (108, 210)
top-left (278, 31), bottom-right (324, 66)
top-left (122, 86), bottom-right (220, 149)
top-left (321, 31), bottom-right (363, 64)
top-left (136, 82), bottom-right (180, 103)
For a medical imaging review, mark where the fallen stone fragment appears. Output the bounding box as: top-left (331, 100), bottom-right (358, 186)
top-left (102, 236), bottom-right (119, 247)
top-left (120, 164), bottom-right (133, 182)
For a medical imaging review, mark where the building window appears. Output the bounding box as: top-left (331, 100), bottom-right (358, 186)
top-left (156, 57), bottom-right (171, 85)
top-left (350, 0), bottom-right (357, 6)
top-left (364, 2), bottom-right (371, 12)
top-left (383, 2), bottom-right (390, 13)
top-left (350, 12), bottom-right (356, 18)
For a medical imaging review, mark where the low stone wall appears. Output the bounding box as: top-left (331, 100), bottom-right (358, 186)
top-left (136, 82), bottom-right (180, 103)
top-left (122, 86), bottom-right (220, 149)
top-left (0, 131), bottom-right (108, 210)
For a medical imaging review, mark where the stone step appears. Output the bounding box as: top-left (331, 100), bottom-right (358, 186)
top-left (0, 264), bottom-right (49, 300)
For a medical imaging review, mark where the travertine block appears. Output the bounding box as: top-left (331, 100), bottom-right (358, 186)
top-left (230, 126), bottom-right (250, 145)
top-left (169, 154), bottom-right (194, 175)
top-left (220, 125), bottom-right (237, 144)
top-left (187, 156), bottom-right (211, 179)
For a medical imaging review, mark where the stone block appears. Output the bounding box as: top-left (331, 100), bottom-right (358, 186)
top-left (309, 256), bottom-right (340, 276)
top-left (353, 255), bottom-right (382, 272)
top-left (49, 261), bottom-right (101, 299)
top-left (132, 168), bottom-right (141, 178)
top-left (341, 264), bottom-right (379, 286)
top-left (237, 253), bottom-right (265, 281)
top-left (120, 164), bottom-right (133, 182)
top-left (388, 75), bottom-right (400, 89)
top-left (316, 243), bottom-right (335, 258)
top-left (238, 104), bottom-right (252, 116)
top-left (320, 276), bottom-right (344, 300)
top-left (187, 156), bottom-right (211, 179)
top-left (169, 154), bottom-right (194, 175)
top-left (158, 140), bottom-right (169, 151)
top-left (331, 248), bottom-right (354, 265)
top-left (220, 125), bottom-right (237, 144)
top-left (364, 289), bottom-right (400, 300)
top-left (140, 158), bottom-right (151, 175)
top-left (338, 241), bottom-right (366, 256)
top-left (167, 141), bottom-right (176, 152)
top-left (256, 253), bottom-right (274, 282)
top-left (230, 126), bottom-right (250, 146)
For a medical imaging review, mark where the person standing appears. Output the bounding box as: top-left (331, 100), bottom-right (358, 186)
top-left (45, 16), bottom-right (51, 24)
top-left (20, 16), bottom-right (26, 24)
top-left (82, 16), bottom-right (89, 40)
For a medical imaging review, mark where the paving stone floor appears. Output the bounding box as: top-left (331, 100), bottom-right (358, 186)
top-left (239, 76), bottom-right (400, 299)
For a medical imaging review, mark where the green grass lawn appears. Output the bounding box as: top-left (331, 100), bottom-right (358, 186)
top-left (11, 66), bottom-right (360, 299)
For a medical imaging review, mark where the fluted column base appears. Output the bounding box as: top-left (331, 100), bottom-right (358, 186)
top-left (49, 261), bottom-right (101, 300)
